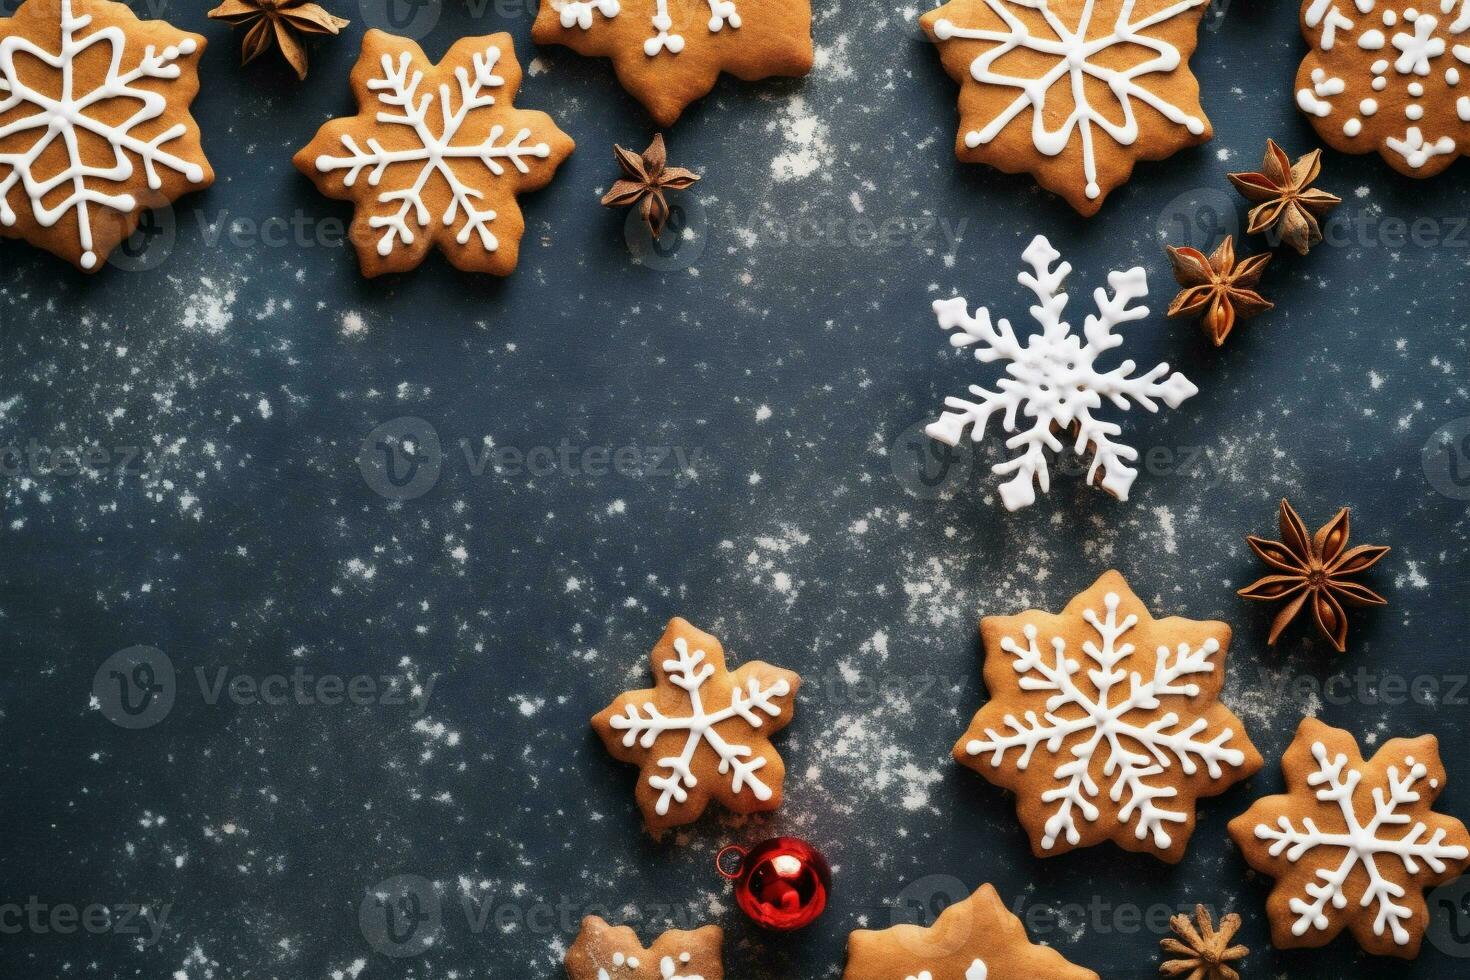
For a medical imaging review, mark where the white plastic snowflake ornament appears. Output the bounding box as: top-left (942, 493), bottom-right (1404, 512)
top-left (954, 571), bottom-right (1263, 863)
top-left (926, 235), bottom-right (1197, 512)
top-left (0, 0), bottom-right (213, 271)
top-left (1296, 0), bottom-right (1470, 177)
top-left (1230, 717), bottom-right (1470, 958)
top-left (593, 617), bottom-right (800, 834)
top-left (295, 31), bottom-right (573, 278)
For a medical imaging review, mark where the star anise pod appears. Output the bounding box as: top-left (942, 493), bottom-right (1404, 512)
top-left (1160, 905), bottom-right (1248, 980)
top-left (1228, 139), bottom-right (1342, 256)
top-left (600, 134), bottom-right (700, 239)
top-left (1238, 499), bottom-right (1390, 653)
top-left (208, 0), bottom-right (350, 81)
top-left (1165, 236), bottom-right (1274, 346)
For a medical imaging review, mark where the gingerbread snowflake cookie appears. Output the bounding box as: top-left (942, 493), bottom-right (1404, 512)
top-left (594, 617), bottom-right (800, 833)
top-left (1296, 0), bottom-right (1470, 176)
top-left (294, 31), bottom-right (573, 277)
top-left (954, 571), bottom-right (1262, 863)
top-left (920, 0), bottom-right (1214, 215)
top-left (566, 916), bottom-right (723, 979)
top-left (1229, 717), bottom-right (1470, 958)
top-left (532, 0), bottom-right (814, 126)
top-left (0, 0), bottom-right (213, 271)
top-left (842, 882), bottom-right (1098, 979)
top-left (928, 235), bottom-right (1198, 511)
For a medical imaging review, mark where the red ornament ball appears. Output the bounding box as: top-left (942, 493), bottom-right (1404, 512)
top-left (717, 836), bottom-right (830, 931)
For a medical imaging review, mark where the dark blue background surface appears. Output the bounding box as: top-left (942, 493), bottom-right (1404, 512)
top-left (2, 0), bottom-right (1470, 976)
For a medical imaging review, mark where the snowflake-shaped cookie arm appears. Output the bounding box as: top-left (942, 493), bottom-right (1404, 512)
top-left (0, 0), bottom-right (213, 270)
top-left (294, 31), bottom-right (573, 277)
top-left (841, 883), bottom-right (1101, 979)
top-left (926, 235), bottom-right (1197, 511)
top-left (954, 571), bottom-right (1261, 863)
top-left (532, 0), bottom-right (813, 126)
top-left (593, 618), bottom-right (800, 833)
top-left (1229, 718), bottom-right (1470, 958)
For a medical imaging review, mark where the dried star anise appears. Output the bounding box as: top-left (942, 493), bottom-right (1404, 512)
top-left (1160, 905), bottom-right (1248, 980)
top-left (600, 134), bottom-right (700, 239)
top-left (1228, 139), bottom-right (1342, 256)
top-left (1238, 499), bottom-right (1390, 653)
top-left (1165, 236), bottom-right (1273, 346)
top-left (208, 0), bottom-right (350, 81)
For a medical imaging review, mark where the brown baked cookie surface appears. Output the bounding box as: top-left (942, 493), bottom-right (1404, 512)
top-left (920, 0), bottom-right (1213, 215)
top-left (0, 0), bottom-right (213, 271)
top-left (1296, 0), bottom-right (1470, 178)
top-left (841, 882), bottom-right (1098, 979)
top-left (565, 916), bottom-right (723, 979)
top-left (294, 30), bottom-right (573, 278)
top-left (1229, 717), bottom-right (1470, 958)
top-left (954, 570), bottom-right (1262, 863)
top-left (593, 617), bottom-right (799, 834)
top-left (532, 0), bottom-right (813, 126)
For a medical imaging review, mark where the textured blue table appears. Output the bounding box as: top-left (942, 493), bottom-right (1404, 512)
top-left (3, 0), bottom-right (1470, 976)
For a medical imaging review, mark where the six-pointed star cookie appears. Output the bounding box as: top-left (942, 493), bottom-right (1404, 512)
top-left (532, 0), bottom-right (813, 126)
top-left (1296, 0), bottom-right (1470, 177)
top-left (594, 617), bottom-right (800, 834)
top-left (565, 916), bottom-right (723, 980)
top-left (294, 30), bottom-right (573, 277)
top-left (954, 571), bottom-right (1262, 863)
top-left (0, 0), bottom-right (213, 271)
top-left (1229, 717), bottom-right (1470, 959)
top-left (920, 0), bottom-right (1214, 215)
top-left (841, 882), bottom-right (1099, 979)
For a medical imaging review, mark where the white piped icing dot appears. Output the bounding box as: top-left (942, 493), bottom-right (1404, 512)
top-left (1361, 98), bottom-right (1379, 114)
top-left (1373, 76), bottom-right (1389, 90)
top-left (1459, 95), bottom-right (1470, 119)
top-left (1407, 103), bottom-right (1425, 118)
top-left (933, 18), bottom-right (956, 40)
top-left (612, 953), bottom-right (626, 966)
top-left (1344, 118), bottom-right (1363, 135)
top-left (1359, 29), bottom-right (1386, 49)
top-left (1409, 81), bottom-right (1425, 95)
top-left (1448, 66), bottom-right (1461, 84)
top-left (1373, 58), bottom-right (1391, 74)
top-left (1383, 8), bottom-right (1398, 25)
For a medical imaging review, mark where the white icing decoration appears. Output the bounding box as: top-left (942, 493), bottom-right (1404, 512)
top-left (1393, 11), bottom-right (1446, 74)
top-left (906, 960), bottom-right (987, 980)
top-left (1386, 124), bottom-right (1457, 163)
top-left (926, 236), bottom-right (1196, 511)
top-left (963, 589), bottom-right (1244, 850)
top-left (610, 635), bottom-right (790, 815)
top-left (597, 950), bottom-right (700, 980)
top-left (556, 0), bottom-right (740, 57)
top-left (1301, 0), bottom-right (1469, 167)
top-left (1252, 742), bottom-right (1469, 946)
top-left (932, 0), bottom-right (1208, 202)
top-left (0, 0), bottom-right (207, 269)
top-left (313, 45), bottom-right (552, 259)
